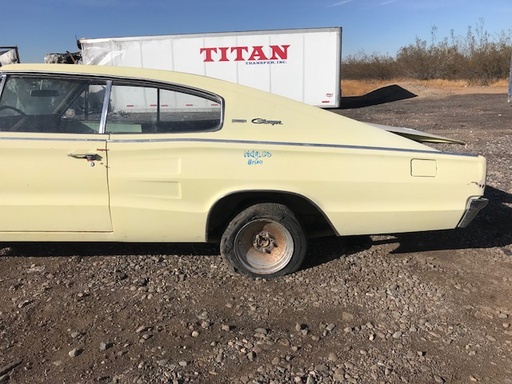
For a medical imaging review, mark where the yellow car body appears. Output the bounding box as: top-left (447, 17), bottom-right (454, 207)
top-left (0, 64), bottom-right (487, 277)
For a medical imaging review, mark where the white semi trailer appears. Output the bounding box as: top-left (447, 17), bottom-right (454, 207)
top-left (79, 27), bottom-right (342, 108)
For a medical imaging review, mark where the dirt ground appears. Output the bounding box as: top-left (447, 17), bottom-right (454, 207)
top-left (1, 85), bottom-right (512, 384)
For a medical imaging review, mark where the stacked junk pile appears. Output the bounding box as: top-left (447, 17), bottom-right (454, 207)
top-left (0, 47), bottom-right (20, 66)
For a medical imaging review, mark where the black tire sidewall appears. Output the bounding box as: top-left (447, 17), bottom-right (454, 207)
top-left (220, 203), bottom-right (307, 278)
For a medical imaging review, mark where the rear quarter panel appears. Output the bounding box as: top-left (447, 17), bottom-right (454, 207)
top-left (106, 134), bottom-right (486, 240)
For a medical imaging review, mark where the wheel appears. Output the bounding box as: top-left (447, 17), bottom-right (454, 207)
top-left (221, 203), bottom-right (307, 278)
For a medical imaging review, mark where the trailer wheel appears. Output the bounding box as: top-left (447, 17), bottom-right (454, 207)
top-left (220, 203), bottom-right (307, 278)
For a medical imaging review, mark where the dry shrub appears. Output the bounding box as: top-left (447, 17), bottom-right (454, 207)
top-left (343, 22), bottom-right (512, 84)
top-left (341, 79), bottom-right (393, 96)
top-left (491, 79), bottom-right (509, 87)
top-left (422, 79), bottom-right (470, 88)
top-left (341, 78), bottom-right (507, 97)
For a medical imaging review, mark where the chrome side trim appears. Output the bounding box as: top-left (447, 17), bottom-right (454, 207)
top-left (0, 135), bottom-right (481, 158)
top-left (106, 137), bottom-right (480, 158)
top-left (0, 136), bottom-right (107, 143)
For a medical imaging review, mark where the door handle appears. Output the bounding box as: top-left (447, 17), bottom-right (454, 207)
top-left (68, 153), bottom-right (102, 161)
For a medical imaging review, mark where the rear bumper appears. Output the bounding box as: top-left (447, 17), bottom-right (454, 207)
top-left (457, 197), bottom-right (489, 228)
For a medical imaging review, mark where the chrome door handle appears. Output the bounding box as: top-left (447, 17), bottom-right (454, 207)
top-left (68, 153), bottom-right (102, 161)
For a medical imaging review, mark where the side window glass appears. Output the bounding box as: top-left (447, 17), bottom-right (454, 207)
top-left (107, 84), bottom-right (221, 134)
top-left (0, 76), bottom-right (106, 134)
top-left (59, 83), bottom-right (106, 134)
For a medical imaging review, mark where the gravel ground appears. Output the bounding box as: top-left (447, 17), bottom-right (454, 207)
top-left (1, 89), bottom-right (512, 384)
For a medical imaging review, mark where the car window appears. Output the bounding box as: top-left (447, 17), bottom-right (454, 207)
top-left (106, 83), bottom-right (222, 134)
top-left (0, 75), bottom-right (106, 134)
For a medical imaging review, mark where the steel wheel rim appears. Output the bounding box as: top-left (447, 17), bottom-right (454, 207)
top-left (234, 219), bottom-right (294, 275)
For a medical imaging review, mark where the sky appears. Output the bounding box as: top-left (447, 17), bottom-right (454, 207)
top-left (2, 0), bottom-right (511, 63)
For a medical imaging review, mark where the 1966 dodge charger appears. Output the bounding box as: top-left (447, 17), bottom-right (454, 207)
top-left (0, 64), bottom-right (487, 277)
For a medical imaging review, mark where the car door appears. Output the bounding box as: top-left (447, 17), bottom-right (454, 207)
top-left (0, 74), bottom-right (112, 232)
top-left (104, 81), bottom-right (222, 241)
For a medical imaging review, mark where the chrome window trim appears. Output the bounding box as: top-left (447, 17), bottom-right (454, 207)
top-left (107, 80), bottom-right (224, 134)
top-left (99, 80), bottom-right (112, 134)
top-left (0, 72), bottom-right (225, 134)
top-left (0, 74), bottom-right (6, 96)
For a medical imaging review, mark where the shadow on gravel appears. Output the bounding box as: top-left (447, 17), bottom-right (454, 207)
top-left (339, 84), bottom-right (417, 109)
top-left (1, 186), bottom-right (508, 268)
top-left (0, 235), bottom-right (372, 273)
top-left (301, 235), bottom-right (373, 271)
top-left (0, 242), bottom-right (220, 258)
top-left (299, 186), bottom-right (512, 268)
top-left (389, 186), bottom-right (512, 254)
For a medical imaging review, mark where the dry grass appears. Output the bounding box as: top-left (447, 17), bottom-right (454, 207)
top-left (342, 78), bottom-right (509, 96)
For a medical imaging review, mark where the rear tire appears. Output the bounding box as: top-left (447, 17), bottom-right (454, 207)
top-left (220, 203), bottom-right (307, 278)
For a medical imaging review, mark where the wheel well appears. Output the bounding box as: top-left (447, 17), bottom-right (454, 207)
top-left (206, 191), bottom-right (336, 242)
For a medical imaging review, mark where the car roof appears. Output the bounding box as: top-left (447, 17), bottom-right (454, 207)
top-left (0, 65), bottom-right (443, 150)
top-left (0, 63), bottom-right (235, 93)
